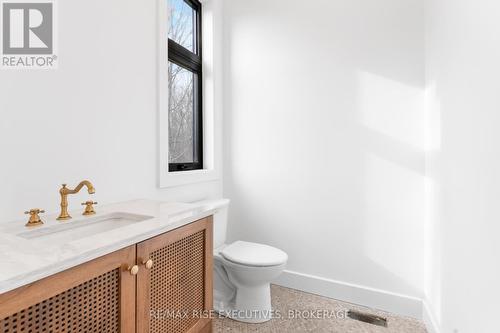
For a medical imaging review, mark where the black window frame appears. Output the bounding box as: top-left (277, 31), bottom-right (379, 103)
top-left (168, 0), bottom-right (203, 172)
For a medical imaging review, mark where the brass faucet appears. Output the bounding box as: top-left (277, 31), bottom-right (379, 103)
top-left (81, 201), bottom-right (98, 216)
top-left (57, 180), bottom-right (95, 220)
top-left (25, 208), bottom-right (45, 227)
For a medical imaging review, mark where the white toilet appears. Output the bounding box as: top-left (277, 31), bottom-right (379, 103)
top-left (197, 199), bottom-right (287, 323)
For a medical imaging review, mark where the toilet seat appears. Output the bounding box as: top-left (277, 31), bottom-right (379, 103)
top-left (220, 241), bottom-right (288, 267)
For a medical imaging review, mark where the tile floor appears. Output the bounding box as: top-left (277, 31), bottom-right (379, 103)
top-left (213, 285), bottom-right (427, 333)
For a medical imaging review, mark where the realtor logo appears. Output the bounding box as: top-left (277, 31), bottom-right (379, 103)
top-left (1, 0), bottom-right (57, 69)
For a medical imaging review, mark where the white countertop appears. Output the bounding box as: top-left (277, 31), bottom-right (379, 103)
top-left (0, 199), bottom-right (219, 294)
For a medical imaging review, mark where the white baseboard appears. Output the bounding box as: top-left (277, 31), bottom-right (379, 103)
top-left (422, 301), bottom-right (441, 333)
top-left (274, 270), bottom-right (423, 319)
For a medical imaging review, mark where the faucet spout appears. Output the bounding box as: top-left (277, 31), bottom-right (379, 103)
top-left (57, 180), bottom-right (95, 220)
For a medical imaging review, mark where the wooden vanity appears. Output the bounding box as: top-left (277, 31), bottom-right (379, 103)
top-left (0, 217), bottom-right (213, 333)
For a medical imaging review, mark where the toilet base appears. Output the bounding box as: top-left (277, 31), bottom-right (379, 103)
top-left (219, 283), bottom-right (273, 323)
top-left (238, 284), bottom-right (272, 322)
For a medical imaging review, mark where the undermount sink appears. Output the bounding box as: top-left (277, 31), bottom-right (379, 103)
top-left (17, 212), bottom-right (153, 242)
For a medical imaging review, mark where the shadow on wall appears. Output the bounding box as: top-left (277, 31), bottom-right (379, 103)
top-left (222, 0), bottom-right (427, 300)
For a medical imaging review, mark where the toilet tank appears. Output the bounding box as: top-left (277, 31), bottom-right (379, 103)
top-left (192, 199), bottom-right (230, 249)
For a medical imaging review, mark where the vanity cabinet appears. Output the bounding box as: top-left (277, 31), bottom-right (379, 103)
top-left (0, 217), bottom-right (213, 333)
top-left (137, 217), bottom-right (213, 333)
top-left (0, 245), bottom-right (137, 332)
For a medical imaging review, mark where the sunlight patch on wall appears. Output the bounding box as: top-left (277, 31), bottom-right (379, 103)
top-left (424, 79), bottom-right (443, 325)
top-left (424, 81), bottom-right (442, 152)
top-left (358, 71), bottom-right (425, 150)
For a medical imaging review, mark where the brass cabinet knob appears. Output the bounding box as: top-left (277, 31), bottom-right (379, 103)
top-left (24, 209), bottom-right (45, 227)
top-left (128, 265), bottom-right (139, 275)
top-left (143, 259), bottom-right (154, 269)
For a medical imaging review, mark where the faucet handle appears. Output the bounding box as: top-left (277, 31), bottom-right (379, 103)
top-left (24, 208), bottom-right (45, 215)
top-left (81, 201), bottom-right (98, 216)
top-left (24, 209), bottom-right (45, 227)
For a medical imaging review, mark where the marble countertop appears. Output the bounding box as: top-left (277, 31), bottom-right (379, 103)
top-left (0, 199), bottom-right (220, 294)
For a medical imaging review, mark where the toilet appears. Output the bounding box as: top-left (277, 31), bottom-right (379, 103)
top-left (195, 199), bottom-right (288, 323)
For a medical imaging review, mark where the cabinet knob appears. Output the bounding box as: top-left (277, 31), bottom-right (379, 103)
top-left (143, 259), bottom-right (154, 269)
top-left (128, 265), bottom-right (139, 275)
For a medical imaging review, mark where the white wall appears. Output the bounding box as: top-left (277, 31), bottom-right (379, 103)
top-left (10, 1), bottom-right (500, 330)
top-left (0, 0), bottom-right (223, 223)
top-left (223, 0), bottom-right (426, 311)
top-left (425, 0), bottom-right (500, 332)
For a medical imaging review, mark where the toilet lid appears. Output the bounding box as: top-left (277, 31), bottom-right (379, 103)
top-left (221, 241), bottom-right (288, 267)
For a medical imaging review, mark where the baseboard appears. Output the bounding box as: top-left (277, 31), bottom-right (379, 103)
top-left (422, 301), bottom-right (441, 333)
top-left (274, 270), bottom-right (423, 319)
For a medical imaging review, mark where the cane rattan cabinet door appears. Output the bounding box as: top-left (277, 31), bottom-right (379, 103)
top-left (136, 217), bottom-right (213, 333)
top-left (0, 246), bottom-right (136, 333)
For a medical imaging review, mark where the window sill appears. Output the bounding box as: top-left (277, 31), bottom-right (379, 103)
top-left (159, 168), bottom-right (220, 188)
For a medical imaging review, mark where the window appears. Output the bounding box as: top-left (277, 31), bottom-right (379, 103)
top-left (168, 0), bottom-right (202, 172)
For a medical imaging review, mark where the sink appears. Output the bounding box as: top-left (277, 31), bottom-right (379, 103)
top-left (17, 212), bottom-right (153, 243)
